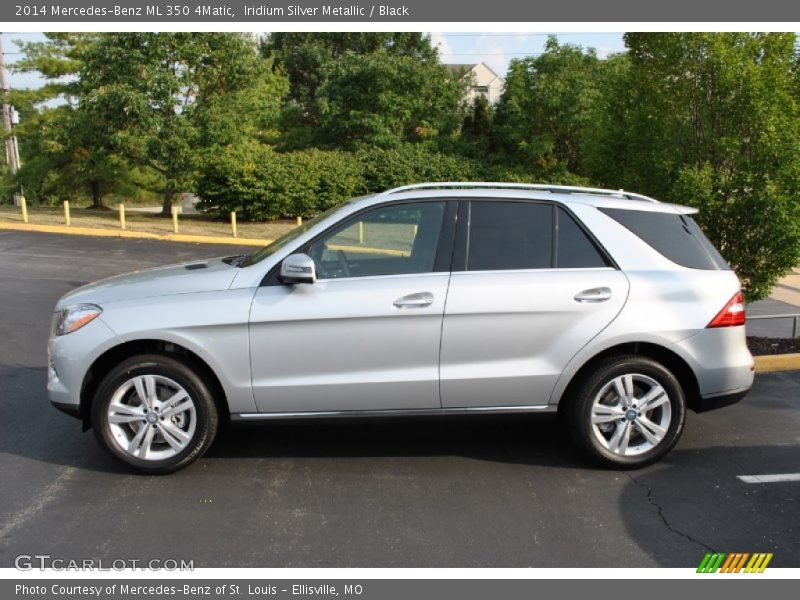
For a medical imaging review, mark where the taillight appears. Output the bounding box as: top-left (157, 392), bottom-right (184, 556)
top-left (707, 292), bottom-right (746, 328)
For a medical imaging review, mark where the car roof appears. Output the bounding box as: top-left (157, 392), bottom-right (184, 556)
top-left (349, 184), bottom-right (697, 215)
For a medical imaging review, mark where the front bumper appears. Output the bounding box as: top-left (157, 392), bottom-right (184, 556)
top-left (47, 316), bottom-right (121, 420)
top-left (50, 399), bottom-right (82, 419)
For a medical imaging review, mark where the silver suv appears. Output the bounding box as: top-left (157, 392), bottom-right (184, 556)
top-left (48, 183), bottom-right (754, 473)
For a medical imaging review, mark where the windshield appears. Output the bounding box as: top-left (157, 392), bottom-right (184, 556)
top-left (240, 203), bottom-right (348, 267)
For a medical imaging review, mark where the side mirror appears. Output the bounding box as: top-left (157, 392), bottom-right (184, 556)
top-left (280, 253), bottom-right (316, 284)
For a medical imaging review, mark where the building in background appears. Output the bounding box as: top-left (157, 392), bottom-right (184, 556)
top-left (446, 62), bottom-right (505, 105)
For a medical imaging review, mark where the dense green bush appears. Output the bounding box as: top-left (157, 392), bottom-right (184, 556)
top-left (198, 142), bottom-right (497, 219)
top-left (487, 163), bottom-right (589, 186)
top-left (197, 140), bottom-right (601, 221)
top-left (357, 144), bottom-right (489, 190)
top-left (197, 142), bottom-right (364, 219)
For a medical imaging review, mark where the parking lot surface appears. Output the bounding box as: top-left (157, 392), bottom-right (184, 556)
top-left (0, 230), bottom-right (798, 568)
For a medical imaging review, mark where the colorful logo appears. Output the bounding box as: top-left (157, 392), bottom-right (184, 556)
top-left (697, 553), bottom-right (773, 573)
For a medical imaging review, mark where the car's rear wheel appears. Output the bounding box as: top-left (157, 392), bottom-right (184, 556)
top-left (565, 355), bottom-right (686, 468)
top-left (91, 354), bottom-right (218, 474)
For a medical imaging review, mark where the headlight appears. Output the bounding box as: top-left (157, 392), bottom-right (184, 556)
top-left (54, 304), bottom-right (103, 336)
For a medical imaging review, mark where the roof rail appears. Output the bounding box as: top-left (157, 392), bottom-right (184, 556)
top-left (380, 182), bottom-right (660, 203)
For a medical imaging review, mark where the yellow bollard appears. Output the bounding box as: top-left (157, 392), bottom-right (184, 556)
top-left (296, 216), bottom-right (303, 226)
top-left (358, 221), bottom-right (364, 244)
top-left (171, 206), bottom-right (179, 234)
top-left (118, 203), bottom-right (126, 230)
top-left (20, 196), bottom-right (28, 223)
top-left (230, 211), bottom-right (238, 237)
top-left (63, 201), bottom-right (71, 226)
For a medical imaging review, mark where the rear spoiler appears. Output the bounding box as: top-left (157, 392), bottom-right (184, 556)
top-left (666, 203), bottom-right (700, 215)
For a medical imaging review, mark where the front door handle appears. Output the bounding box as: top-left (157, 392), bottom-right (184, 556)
top-left (393, 292), bottom-right (434, 309)
top-left (574, 287), bottom-right (612, 303)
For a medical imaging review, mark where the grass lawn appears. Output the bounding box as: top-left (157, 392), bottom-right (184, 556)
top-left (0, 205), bottom-right (297, 241)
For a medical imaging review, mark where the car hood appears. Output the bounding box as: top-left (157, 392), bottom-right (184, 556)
top-left (56, 257), bottom-right (240, 309)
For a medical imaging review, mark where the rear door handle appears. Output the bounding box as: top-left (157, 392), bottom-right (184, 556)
top-left (393, 292), bottom-right (434, 309)
top-left (574, 287), bottom-right (612, 303)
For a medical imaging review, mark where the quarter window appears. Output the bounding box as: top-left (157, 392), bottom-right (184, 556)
top-left (600, 208), bottom-right (729, 270)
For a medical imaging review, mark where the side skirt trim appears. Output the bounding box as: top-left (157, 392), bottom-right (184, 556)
top-left (231, 405), bottom-right (557, 421)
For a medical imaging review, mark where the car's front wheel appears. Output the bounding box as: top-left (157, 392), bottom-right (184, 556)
top-left (565, 355), bottom-right (686, 468)
top-left (91, 354), bottom-right (218, 474)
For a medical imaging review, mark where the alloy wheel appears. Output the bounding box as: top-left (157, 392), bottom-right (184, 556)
top-left (106, 374), bottom-right (197, 460)
top-left (590, 373), bottom-right (672, 456)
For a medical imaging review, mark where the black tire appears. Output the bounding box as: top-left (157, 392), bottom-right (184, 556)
top-left (91, 353), bottom-right (219, 474)
top-left (564, 355), bottom-right (686, 469)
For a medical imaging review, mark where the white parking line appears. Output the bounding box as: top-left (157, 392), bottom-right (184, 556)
top-left (737, 473), bottom-right (800, 484)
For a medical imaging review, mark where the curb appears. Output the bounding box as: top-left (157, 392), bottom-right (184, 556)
top-left (753, 353), bottom-right (800, 373)
top-left (0, 221), bottom-right (272, 247)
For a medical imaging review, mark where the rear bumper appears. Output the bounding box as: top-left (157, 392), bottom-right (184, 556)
top-left (692, 385), bottom-right (751, 413)
top-left (671, 325), bottom-right (754, 398)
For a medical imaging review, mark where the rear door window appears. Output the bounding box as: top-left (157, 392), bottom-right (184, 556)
top-left (556, 208), bottom-right (611, 268)
top-left (467, 201), bottom-right (553, 270)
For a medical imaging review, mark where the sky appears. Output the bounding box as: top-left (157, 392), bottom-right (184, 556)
top-left (1, 32), bottom-right (627, 92)
top-left (429, 32), bottom-right (626, 75)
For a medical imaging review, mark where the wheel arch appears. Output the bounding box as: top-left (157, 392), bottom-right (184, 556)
top-left (79, 339), bottom-right (230, 431)
top-left (555, 341), bottom-right (702, 413)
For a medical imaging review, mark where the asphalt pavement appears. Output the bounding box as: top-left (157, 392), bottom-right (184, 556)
top-left (1, 230), bottom-right (798, 568)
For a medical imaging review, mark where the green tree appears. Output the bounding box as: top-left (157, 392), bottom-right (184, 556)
top-left (579, 53), bottom-right (633, 188)
top-left (314, 51), bottom-right (463, 148)
top-left (461, 94), bottom-right (493, 140)
top-left (262, 33), bottom-right (438, 134)
top-left (11, 33), bottom-right (132, 208)
top-left (494, 36), bottom-right (600, 172)
top-left (617, 33), bottom-right (800, 300)
top-left (261, 33), bottom-right (451, 150)
top-left (12, 103), bottom-right (138, 207)
top-left (194, 57), bottom-right (288, 149)
top-left (80, 33), bottom-right (278, 215)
